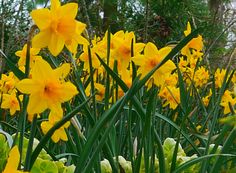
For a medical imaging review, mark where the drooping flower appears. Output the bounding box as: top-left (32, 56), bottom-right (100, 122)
top-left (30, 0), bottom-right (88, 56)
top-left (15, 44), bottom-right (42, 68)
top-left (181, 22), bottom-right (203, 57)
top-left (3, 146), bottom-right (28, 173)
top-left (158, 86), bottom-right (180, 109)
top-left (202, 89), bottom-right (212, 107)
top-left (16, 58), bottom-right (78, 115)
top-left (215, 68), bottom-right (226, 88)
top-left (133, 42), bottom-right (176, 87)
top-left (41, 108), bottom-right (70, 143)
top-left (220, 90), bottom-right (236, 114)
top-left (1, 90), bottom-right (23, 116)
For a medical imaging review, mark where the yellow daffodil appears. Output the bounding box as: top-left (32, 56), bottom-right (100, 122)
top-left (15, 44), bottom-right (42, 68)
top-left (202, 89), bottom-right (212, 107)
top-left (79, 44), bottom-right (101, 71)
top-left (86, 83), bottom-right (106, 101)
top-left (163, 73), bottom-right (178, 87)
top-left (16, 58), bottom-right (78, 115)
top-left (133, 42), bottom-right (176, 87)
top-left (1, 90), bottom-right (23, 116)
top-left (193, 66), bottom-right (209, 87)
top-left (220, 90), bottom-right (236, 114)
top-left (3, 146), bottom-right (28, 173)
top-left (215, 68), bottom-right (226, 88)
top-left (1, 72), bottom-right (18, 94)
top-left (159, 86), bottom-right (180, 109)
top-left (181, 22), bottom-right (203, 57)
top-left (113, 30), bottom-right (144, 72)
top-left (41, 108), bottom-right (70, 143)
top-left (30, 0), bottom-right (88, 56)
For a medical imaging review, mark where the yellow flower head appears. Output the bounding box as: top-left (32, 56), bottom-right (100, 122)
top-left (133, 42), bottom-right (176, 87)
top-left (158, 86), bottom-right (180, 109)
top-left (30, 0), bottom-right (88, 56)
top-left (193, 66), bottom-right (209, 88)
top-left (86, 83), bottom-right (106, 102)
top-left (215, 68), bottom-right (226, 88)
top-left (79, 45), bottom-right (101, 71)
top-left (16, 58), bottom-right (78, 115)
top-left (15, 44), bottom-right (42, 68)
top-left (202, 89), bottom-right (212, 107)
top-left (164, 73), bottom-right (178, 87)
top-left (181, 22), bottom-right (203, 57)
top-left (220, 90), bottom-right (236, 114)
top-left (1, 72), bottom-right (19, 94)
top-left (112, 30), bottom-right (145, 72)
top-left (3, 146), bottom-right (28, 173)
top-left (41, 108), bottom-right (70, 143)
top-left (1, 90), bottom-right (23, 116)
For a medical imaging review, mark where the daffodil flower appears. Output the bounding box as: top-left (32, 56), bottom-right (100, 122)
top-left (1, 90), bottom-right (23, 116)
top-left (16, 58), bottom-right (78, 115)
top-left (30, 0), bottom-right (88, 56)
top-left (41, 108), bottom-right (70, 143)
top-left (132, 42), bottom-right (176, 87)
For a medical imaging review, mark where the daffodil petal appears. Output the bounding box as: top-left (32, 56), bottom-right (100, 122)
top-left (32, 30), bottom-right (51, 49)
top-left (59, 82), bottom-right (78, 101)
top-left (27, 94), bottom-right (48, 114)
top-left (144, 42), bottom-right (158, 57)
top-left (48, 33), bottom-right (65, 56)
top-left (16, 79), bottom-right (38, 94)
top-left (59, 3), bottom-right (78, 19)
top-left (51, 0), bottom-right (60, 11)
top-left (30, 9), bottom-right (51, 30)
top-left (53, 63), bottom-right (70, 79)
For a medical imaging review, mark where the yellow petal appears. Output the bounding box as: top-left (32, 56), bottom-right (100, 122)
top-left (32, 29), bottom-right (51, 49)
top-left (158, 46), bottom-right (172, 60)
top-left (27, 93), bottom-right (48, 114)
top-left (65, 39), bottom-right (78, 54)
top-left (134, 43), bottom-right (145, 54)
top-left (3, 146), bottom-right (20, 173)
top-left (51, 0), bottom-right (61, 11)
top-left (58, 3), bottom-right (78, 19)
top-left (144, 42), bottom-right (158, 57)
top-left (30, 9), bottom-right (51, 30)
top-left (76, 21), bottom-right (87, 34)
top-left (184, 21), bottom-right (191, 36)
top-left (16, 79), bottom-right (38, 94)
top-left (53, 63), bottom-right (70, 79)
top-left (59, 82), bottom-right (78, 101)
top-left (31, 47), bottom-right (41, 55)
top-left (48, 33), bottom-right (65, 56)
top-left (32, 58), bottom-right (53, 80)
top-left (75, 35), bottom-right (89, 46)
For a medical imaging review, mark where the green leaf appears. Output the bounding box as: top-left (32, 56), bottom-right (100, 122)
top-left (0, 49), bottom-right (24, 79)
top-left (173, 154), bottom-right (236, 173)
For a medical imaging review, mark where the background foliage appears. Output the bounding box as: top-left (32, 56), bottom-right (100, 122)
top-left (1, 0), bottom-right (236, 72)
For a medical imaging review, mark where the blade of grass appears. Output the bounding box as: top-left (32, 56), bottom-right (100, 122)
top-left (154, 129), bottom-right (165, 173)
top-left (77, 79), bottom-right (140, 172)
top-left (200, 69), bottom-right (234, 172)
top-left (210, 128), bottom-right (236, 173)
